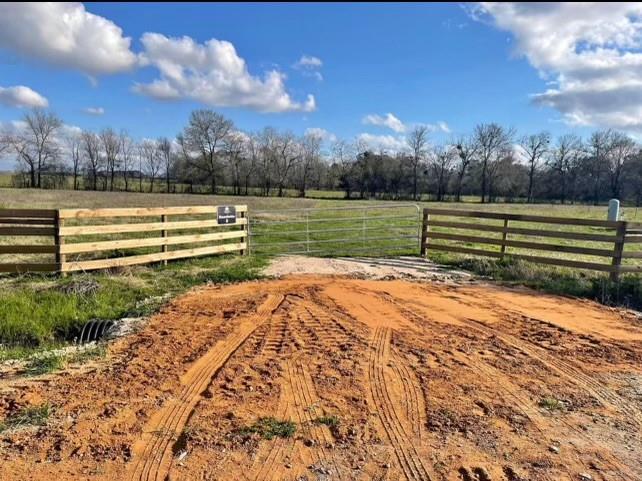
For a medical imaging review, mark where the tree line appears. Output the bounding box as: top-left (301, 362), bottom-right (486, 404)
top-left (2, 108), bottom-right (642, 205)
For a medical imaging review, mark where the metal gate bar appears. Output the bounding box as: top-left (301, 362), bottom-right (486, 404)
top-left (249, 204), bottom-right (421, 257)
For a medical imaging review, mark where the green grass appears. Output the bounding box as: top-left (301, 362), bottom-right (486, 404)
top-left (237, 417), bottom-right (297, 440)
top-left (66, 344), bottom-right (107, 364)
top-left (1, 188), bottom-right (641, 360)
top-left (23, 352), bottom-right (66, 375)
top-left (0, 404), bottom-right (51, 432)
top-left (437, 256), bottom-right (642, 310)
top-left (0, 254), bottom-right (267, 358)
top-left (314, 415), bottom-right (340, 428)
top-left (538, 397), bottom-right (565, 412)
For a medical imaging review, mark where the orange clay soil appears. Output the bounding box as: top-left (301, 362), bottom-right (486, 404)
top-left (1, 276), bottom-right (641, 481)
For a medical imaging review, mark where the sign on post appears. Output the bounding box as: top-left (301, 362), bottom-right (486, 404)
top-left (217, 205), bottom-right (237, 224)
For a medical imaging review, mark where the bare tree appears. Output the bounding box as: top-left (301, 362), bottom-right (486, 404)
top-left (453, 135), bottom-right (478, 202)
top-left (8, 109), bottom-right (62, 188)
top-left (519, 131), bottom-right (550, 203)
top-left (606, 132), bottom-right (636, 199)
top-left (0, 130), bottom-right (10, 156)
top-left (242, 133), bottom-right (260, 195)
top-left (157, 137), bottom-right (173, 193)
top-left (81, 130), bottom-right (101, 190)
top-left (332, 139), bottom-right (356, 199)
top-left (119, 131), bottom-right (135, 192)
top-left (548, 134), bottom-right (583, 204)
top-left (65, 132), bottom-right (82, 190)
top-left (100, 128), bottom-right (120, 191)
top-left (406, 126), bottom-right (429, 200)
top-left (430, 144), bottom-right (456, 201)
top-left (587, 130), bottom-right (614, 205)
top-left (180, 109), bottom-right (233, 194)
top-left (473, 123), bottom-right (514, 203)
top-left (258, 127), bottom-right (278, 196)
top-left (224, 131), bottom-right (246, 195)
top-left (298, 131), bottom-right (322, 197)
top-left (273, 132), bottom-right (301, 197)
top-left (139, 139), bottom-right (161, 192)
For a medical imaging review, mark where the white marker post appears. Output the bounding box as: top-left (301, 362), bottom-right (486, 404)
top-left (608, 199), bottom-right (620, 221)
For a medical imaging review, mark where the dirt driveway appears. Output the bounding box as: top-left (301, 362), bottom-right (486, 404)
top-left (1, 273), bottom-right (641, 481)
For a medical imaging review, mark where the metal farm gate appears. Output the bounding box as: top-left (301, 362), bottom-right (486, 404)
top-left (248, 204), bottom-right (421, 257)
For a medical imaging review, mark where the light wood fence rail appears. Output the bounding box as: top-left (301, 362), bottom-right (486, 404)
top-left (420, 208), bottom-right (642, 281)
top-left (0, 205), bottom-right (247, 274)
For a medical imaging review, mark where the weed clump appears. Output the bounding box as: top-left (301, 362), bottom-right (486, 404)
top-left (0, 404), bottom-right (51, 432)
top-left (538, 397), bottom-right (565, 412)
top-left (237, 417), bottom-right (296, 440)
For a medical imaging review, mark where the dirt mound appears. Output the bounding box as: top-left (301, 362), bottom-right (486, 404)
top-left (263, 255), bottom-right (473, 281)
top-left (1, 277), bottom-right (641, 481)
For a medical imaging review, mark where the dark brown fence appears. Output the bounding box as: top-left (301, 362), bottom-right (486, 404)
top-left (421, 208), bottom-right (642, 280)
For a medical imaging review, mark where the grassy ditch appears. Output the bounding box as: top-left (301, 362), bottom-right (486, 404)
top-left (0, 254), bottom-right (267, 360)
top-left (432, 253), bottom-right (642, 310)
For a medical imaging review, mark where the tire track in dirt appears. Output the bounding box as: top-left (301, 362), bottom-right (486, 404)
top-left (390, 347), bottom-right (426, 441)
top-left (461, 318), bottom-right (642, 430)
top-left (286, 359), bottom-right (343, 480)
top-left (251, 381), bottom-right (293, 481)
top-left (128, 294), bottom-right (285, 481)
top-left (251, 296), bottom-right (347, 481)
top-left (454, 351), bottom-right (636, 481)
top-left (380, 291), bottom-right (642, 430)
top-left (383, 293), bottom-right (638, 481)
top-left (251, 361), bottom-right (341, 480)
top-left (368, 326), bottom-right (433, 481)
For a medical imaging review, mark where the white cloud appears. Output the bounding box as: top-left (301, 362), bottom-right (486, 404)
top-left (83, 107), bottom-right (105, 116)
top-left (293, 55), bottom-right (323, 82)
top-left (362, 113), bottom-right (407, 133)
top-left (305, 127), bottom-right (337, 143)
top-left (436, 121), bottom-right (451, 133)
top-left (0, 3), bottom-right (137, 76)
top-left (294, 55), bottom-right (323, 69)
top-left (134, 33), bottom-right (316, 113)
top-left (472, 2), bottom-right (642, 131)
top-left (357, 133), bottom-right (408, 153)
top-left (0, 85), bottom-right (48, 108)
top-left (362, 114), bottom-right (450, 135)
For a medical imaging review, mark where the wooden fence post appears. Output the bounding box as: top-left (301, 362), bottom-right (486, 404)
top-left (161, 214), bottom-right (168, 266)
top-left (500, 219), bottom-right (509, 259)
top-left (55, 209), bottom-right (66, 276)
top-left (610, 221), bottom-right (627, 282)
top-left (420, 209), bottom-right (429, 257)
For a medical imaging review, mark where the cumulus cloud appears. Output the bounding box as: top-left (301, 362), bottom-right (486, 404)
top-left (471, 2), bottom-right (642, 131)
top-left (134, 33), bottom-right (316, 113)
top-left (0, 85), bottom-right (48, 108)
top-left (0, 3), bottom-right (137, 76)
top-left (83, 107), bottom-right (105, 116)
top-left (305, 127), bottom-right (337, 143)
top-left (362, 113), bottom-right (407, 133)
top-left (357, 133), bottom-right (408, 153)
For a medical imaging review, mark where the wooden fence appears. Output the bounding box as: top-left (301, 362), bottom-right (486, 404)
top-left (0, 205), bottom-right (247, 274)
top-left (420, 208), bottom-right (642, 281)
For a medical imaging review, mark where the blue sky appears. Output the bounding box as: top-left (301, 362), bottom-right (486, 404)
top-left (2, 2), bottom-right (642, 168)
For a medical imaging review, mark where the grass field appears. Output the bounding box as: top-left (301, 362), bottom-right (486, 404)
top-left (1, 187), bottom-right (641, 359)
